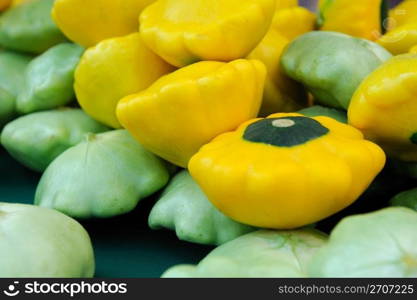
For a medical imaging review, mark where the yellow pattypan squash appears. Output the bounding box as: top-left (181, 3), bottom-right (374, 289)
top-left (377, 22), bottom-right (417, 54)
top-left (275, 0), bottom-right (297, 11)
top-left (318, 0), bottom-right (386, 41)
top-left (248, 4), bottom-right (314, 115)
top-left (117, 59), bottom-right (266, 167)
top-left (349, 54), bottom-right (417, 162)
top-left (388, 0), bottom-right (417, 29)
top-left (378, 0), bottom-right (417, 54)
top-left (272, 6), bottom-right (316, 41)
top-left (139, 0), bottom-right (276, 67)
top-left (52, 0), bottom-right (155, 47)
top-left (189, 113), bottom-right (385, 229)
top-left (75, 33), bottom-right (174, 128)
top-left (248, 30), bottom-right (307, 116)
top-left (409, 44), bottom-right (417, 53)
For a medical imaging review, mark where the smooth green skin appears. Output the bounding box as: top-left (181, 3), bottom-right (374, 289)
top-left (281, 31), bottom-right (391, 109)
top-left (17, 43), bottom-right (84, 114)
top-left (35, 130), bottom-right (170, 219)
top-left (390, 188), bottom-right (417, 212)
top-left (0, 88), bottom-right (15, 127)
top-left (298, 105), bottom-right (347, 124)
top-left (308, 207), bottom-right (417, 277)
top-left (1, 108), bottom-right (109, 172)
top-left (0, 0), bottom-right (67, 54)
top-left (162, 229), bottom-right (327, 278)
top-left (0, 202), bottom-right (95, 277)
top-left (0, 51), bottom-right (32, 125)
top-left (0, 51), bottom-right (32, 96)
top-left (149, 170), bottom-right (255, 246)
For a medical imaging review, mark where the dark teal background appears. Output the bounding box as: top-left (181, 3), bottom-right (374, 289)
top-left (0, 147), bottom-right (212, 278)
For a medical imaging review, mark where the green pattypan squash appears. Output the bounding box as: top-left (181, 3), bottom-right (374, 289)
top-left (17, 43), bottom-right (84, 114)
top-left (0, 88), bottom-right (15, 127)
top-left (281, 31), bottom-right (391, 109)
top-left (1, 108), bottom-right (108, 172)
top-left (0, 0), bottom-right (67, 54)
top-left (149, 170), bottom-right (255, 246)
top-left (162, 229), bottom-right (327, 278)
top-left (0, 202), bottom-right (94, 277)
top-left (299, 105), bottom-right (347, 124)
top-left (308, 207), bottom-right (417, 277)
top-left (0, 51), bottom-right (31, 125)
top-left (35, 130), bottom-right (170, 218)
top-left (0, 51), bottom-right (31, 96)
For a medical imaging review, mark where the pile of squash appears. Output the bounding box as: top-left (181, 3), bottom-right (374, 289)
top-left (1, 0), bottom-right (417, 278)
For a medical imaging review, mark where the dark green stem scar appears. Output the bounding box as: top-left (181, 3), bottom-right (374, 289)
top-left (243, 116), bottom-right (329, 147)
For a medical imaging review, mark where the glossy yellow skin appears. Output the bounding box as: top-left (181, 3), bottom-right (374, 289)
top-left (117, 59), bottom-right (266, 167)
top-left (349, 54), bottom-right (417, 162)
top-left (189, 113), bottom-right (385, 229)
top-left (0, 0), bottom-right (11, 10)
top-left (409, 44), bottom-right (417, 53)
top-left (389, 0), bottom-right (417, 29)
top-left (75, 33), bottom-right (174, 128)
top-left (248, 31), bottom-right (305, 116)
top-left (378, 0), bottom-right (417, 54)
top-left (378, 22), bottom-right (417, 54)
top-left (139, 0), bottom-right (276, 67)
top-left (319, 0), bottom-right (383, 41)
top-left (272, 6), bottom-right (316, 41)
top-left (248, 5), bottom-right (314, 115)
top-left (52, 0), bottom-right (155, 47)
top-left (275, 0), bottom-right (297, 11)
